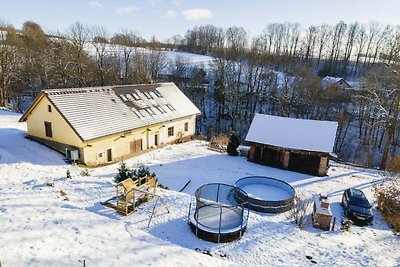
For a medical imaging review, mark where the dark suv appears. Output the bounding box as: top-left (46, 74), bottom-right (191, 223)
top-left (341, 188), bottom-right (373, 225)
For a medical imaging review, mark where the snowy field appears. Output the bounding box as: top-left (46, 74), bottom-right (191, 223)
top-left (0, 109), bottom-right (399, 266)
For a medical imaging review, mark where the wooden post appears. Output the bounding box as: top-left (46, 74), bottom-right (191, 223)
top-left (283, 151), bottom-right (290, 168)
top-left (318, 156), bottom-right (328, 176)
top-left (248, 144), bottom-right (255, 161)
top-left (331, 217), bottom-right (336, 231)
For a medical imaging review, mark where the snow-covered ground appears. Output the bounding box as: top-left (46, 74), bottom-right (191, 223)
top-left (0, 109), bottom-right (399, 266)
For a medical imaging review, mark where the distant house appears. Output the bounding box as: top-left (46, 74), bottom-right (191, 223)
top-left (245, 114), bottom-right (338, 176)
top-left (321, 76), bottom-right (353, 90)
top-left (19, 82), bottom-right (201, 166)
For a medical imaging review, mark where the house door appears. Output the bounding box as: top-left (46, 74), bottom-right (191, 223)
top-left (106, 148), bottom-right (112, 162)
top-left (154, 134), bottom-right (159, 146)
top-left (130, 139), bottom-right (143, 154)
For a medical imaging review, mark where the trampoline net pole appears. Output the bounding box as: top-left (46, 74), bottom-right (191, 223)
top-left (246, 208), bottom-right (250, 226)
top-left (187, 197), bottom-right (192, 221)
top-left (239, 207), bottom-right (244, 238)
top-left (216, 184), bottom-right (220, 203)
top-left (218, 206), bottom-right (223, 243)
top-left (195, 198), bottom-right (200, 237)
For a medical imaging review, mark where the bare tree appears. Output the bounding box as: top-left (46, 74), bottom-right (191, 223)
top-left (66, 22), bottom-right (93, 86)
top-left (316, 24), bottom-right (331, 67)
top-left (353, 24), bottom-right (367, 75)
top-left (342, 22), bottom-right (358, 73)
top-left (0, 24), bottom-right (18, 107)
top-left (364, 65), bottom-right (400, 169)
top-left (304, 25), bottom-right (318, 62)
top-left (111, 31), bottom-right (140, 84)
top-left (363, 22), bottom-right (381, 68)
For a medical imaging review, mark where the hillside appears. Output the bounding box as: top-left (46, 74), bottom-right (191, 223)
top-left (0, 110), bottom-right (399, 266)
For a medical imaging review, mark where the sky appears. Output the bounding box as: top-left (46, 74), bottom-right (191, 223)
top-left (1, 0), bottom-right (400, 41)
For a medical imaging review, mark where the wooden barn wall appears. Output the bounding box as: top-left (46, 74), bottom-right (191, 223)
top-left (248, 143), bottom-right (329, 176)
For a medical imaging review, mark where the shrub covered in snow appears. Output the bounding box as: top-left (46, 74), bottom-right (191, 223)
top-left (374, 176), bottom-right (400, 233)
top-left (227, 132), bottom-right (240, 156)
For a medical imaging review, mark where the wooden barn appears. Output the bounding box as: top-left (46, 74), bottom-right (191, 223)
top-left (245, 114), bottom-right (338, 176)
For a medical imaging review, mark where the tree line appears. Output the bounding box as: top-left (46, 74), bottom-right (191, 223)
top-left (1, 20), bottom-right (400, 169)
top-left (180, 22), bottom-right (400, 77)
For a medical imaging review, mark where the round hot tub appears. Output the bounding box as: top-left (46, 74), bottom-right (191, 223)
top-left (188, 183), bottom-right (249, 243)
top-left (235, 176), bottom-right (295, 213)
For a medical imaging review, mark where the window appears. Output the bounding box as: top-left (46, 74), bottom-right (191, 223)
top-left (131, 93), bottom-right (140, 100)
top-left (154, 90), bottom-right (163, 98)
top-left (132, 109), bottom-right (143, 119)
top-left (97, 152), bottom-right (103, 159)
top-left (143, 92), bottom-right (153, 100)
top-left (155, 106), bottom-right (166, 114)
top-left (48, 105), bottom-right (52, 112)
top-left (120, 95), bottom-right (128, 101)
top-left (166, 104), bottom-right (175, 111)
top-left (145, 107), bottom-right (155, 116)
top-left (44, 121), bottom-right (53, 137)
top-left (168, 126), bottom-right (174, 137)
top-left (184, 122), bottom-right (189, 132)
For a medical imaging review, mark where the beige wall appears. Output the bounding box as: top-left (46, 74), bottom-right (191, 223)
top-left (25, 96), bottom-right (83, 148)
top-left (82, 115), bottom-right (197, 166)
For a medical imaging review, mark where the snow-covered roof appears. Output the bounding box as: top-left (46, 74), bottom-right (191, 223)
top-left (245, 114), bottom-right (338, 153)
top-left (20, 83), bottom-right (200, 141)
top-left (321, 76), bottom-right (352, 89)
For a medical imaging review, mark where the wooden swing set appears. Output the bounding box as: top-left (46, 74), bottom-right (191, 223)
top-left (114, 176), bottom-right (169, 227)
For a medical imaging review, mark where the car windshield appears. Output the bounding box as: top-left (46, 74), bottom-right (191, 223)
top-left (349, 196), bottom-right (370, 208)
top-left (348, 204), bottom-right (371, 215)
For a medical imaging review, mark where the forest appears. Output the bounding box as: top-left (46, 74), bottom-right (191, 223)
top-left (1, 20), bottom-right (400, 169)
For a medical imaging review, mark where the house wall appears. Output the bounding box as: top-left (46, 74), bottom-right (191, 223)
top-left (24, 96), bottom-right (84, 151)
top-left (82, 115), bottom-right (196, 166)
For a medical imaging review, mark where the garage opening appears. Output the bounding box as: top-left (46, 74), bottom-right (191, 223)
top-left (288, 152), bottom-right (320, 176)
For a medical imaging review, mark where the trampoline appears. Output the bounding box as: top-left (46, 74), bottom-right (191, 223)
top-left (188, 183), bottom-right (249, 243)
top-left (235, 176), bottom-right (295, 213)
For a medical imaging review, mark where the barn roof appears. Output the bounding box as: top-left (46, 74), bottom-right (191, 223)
top-left (20, 83), bottom-right (200, 141)
top-left (245, 114), bottom-right (338, 153)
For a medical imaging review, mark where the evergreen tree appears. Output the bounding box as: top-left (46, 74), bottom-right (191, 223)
top-left (133, 165), bottom-right (155, 179)
top-left (227, 132), bottom-right (240, 156)
top-left (114, 162), bottom-right (133, 183)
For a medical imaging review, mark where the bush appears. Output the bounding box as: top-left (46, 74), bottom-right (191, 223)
top-left (286, 193), bottom-right (312, 229)
top-left (114, 162), bottom-right (134, 183)
top-left (175, 130), bottom-right (184, 143)
top-left (81, 168), bottom-right (90, 176)
top-left (114, 162), bottom-right (156, 183)
top-left (227, 132), bottom-right (240, 156)
top-left (209, 134), bottom-right (229, 152)
top-left (387, 156), bottom-right (400, 174)
top-left (341, 218), bottom-right (352, 231)
top-left (373, 176), bottom-right (400, 233)
top-left (132, 165), bottom-right (156, 179)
